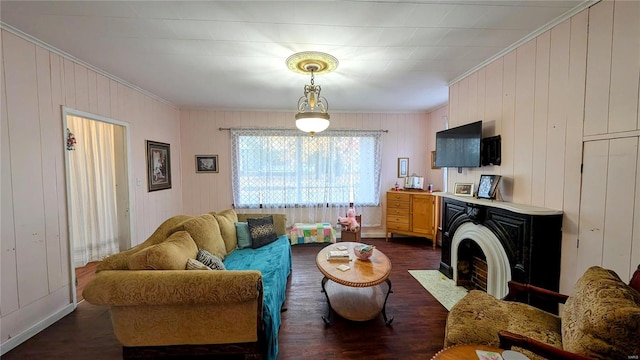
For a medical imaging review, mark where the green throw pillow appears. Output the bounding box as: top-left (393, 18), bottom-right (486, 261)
top-left (235, 222), bottom-right (252, 249)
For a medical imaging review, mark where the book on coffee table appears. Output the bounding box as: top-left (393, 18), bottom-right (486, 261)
top-left (327, 250), bottom-right (350, 261)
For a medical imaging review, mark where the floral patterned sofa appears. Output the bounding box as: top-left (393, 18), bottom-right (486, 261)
top-left (83, 210), bottom-right (291, 360)
top-left (444, 266), bottom-right (640, 359)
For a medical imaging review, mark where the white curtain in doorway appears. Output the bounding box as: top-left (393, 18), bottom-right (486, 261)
top-left (68, 116), bottom-right (119, 267)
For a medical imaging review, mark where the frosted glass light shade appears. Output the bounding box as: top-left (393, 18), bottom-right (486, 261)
top-left (296, 116), bottom-right (330, 134)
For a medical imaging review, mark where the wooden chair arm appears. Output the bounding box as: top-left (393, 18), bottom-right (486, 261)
top-left (503, 281), bottom-right (569, 304)
top-left (498, 330), bottom-right (595, 360)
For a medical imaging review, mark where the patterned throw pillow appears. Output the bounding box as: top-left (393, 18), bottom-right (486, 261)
top-left (247, 215), bottom-right (278, 249)
top-left (196, 249), bottom-right (226, 270)
top-left (235, 222), bottom-right (252, 249)
top-left (186, 258), bottom-right (212, 270)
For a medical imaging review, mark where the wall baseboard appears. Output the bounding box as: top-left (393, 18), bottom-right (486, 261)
top-left (0, 304), bottom-right (74, 356)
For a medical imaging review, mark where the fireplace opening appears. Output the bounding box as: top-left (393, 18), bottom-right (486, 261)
top-left (456, 239), bottom-right (488, 292)
top-left (450, 222), bottom-right (511, 298)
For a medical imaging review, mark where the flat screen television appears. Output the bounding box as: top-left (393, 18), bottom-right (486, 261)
top-left (435, 120), bottom-right (482, 169)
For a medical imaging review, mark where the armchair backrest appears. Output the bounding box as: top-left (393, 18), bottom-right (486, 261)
top-left (562, 266), bottom-right (640, 359)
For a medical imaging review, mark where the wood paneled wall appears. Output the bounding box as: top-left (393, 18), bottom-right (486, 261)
top-left (577, 0), bottom-right (639, 285)
top-left (1, 29), bottom-right (183, 351)
top-left (446, 0), bottom-right (639, 292)
top-left (425, 105), bottom-right (447, 192)
top-left (179, 110), bottom-right (431, 227)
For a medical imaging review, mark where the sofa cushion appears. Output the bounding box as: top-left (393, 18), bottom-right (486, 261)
top-left (212, 209), bottom-right (238, 254)
top-left (170, 214), bottom-right (227, 260)
top-left (235, 222), bottom-right (252, 249)
top-left (237, 213), bottom-right (287, 237)
top-left (128, 231), bottom-right (198, 270)
top-left (185, 258), bottom-right (212, 270)
top-left (97, 214), bottom-right (193, 272)
top-left (248, 215), bottom-right (279, 249)
top-left (562, 266), bottom-right (640, 359)
top-left (196, 249), bottom-right (226, 270)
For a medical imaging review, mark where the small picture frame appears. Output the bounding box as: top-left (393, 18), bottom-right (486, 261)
top-left (454, 182), bottom-right (475, 197)
top-left (146, 140), bottom-right (171, 192)
top-left (431, 151), bottom-right (441, 170)
top-left (398, 157), bottom-right (409, 178)
top-left (477, 175), bottom-right (502, 199)
top-left (195, 155), bottom-right (219, 173)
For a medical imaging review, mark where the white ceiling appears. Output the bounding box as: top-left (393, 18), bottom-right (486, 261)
top-left (0, 1), bottom-right (592, 112)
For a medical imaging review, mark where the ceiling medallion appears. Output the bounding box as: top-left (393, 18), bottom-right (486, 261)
top-left (286, 51), bottom-right (338, 75)
top-left (287, 51), bottom-right (338, 136)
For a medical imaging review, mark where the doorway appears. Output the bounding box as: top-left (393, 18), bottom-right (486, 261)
top-left (63, 107), bottom-right (133, 305)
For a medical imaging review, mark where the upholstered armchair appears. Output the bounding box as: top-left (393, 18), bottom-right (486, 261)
top-left (445, 266), bottom-right (640, 360)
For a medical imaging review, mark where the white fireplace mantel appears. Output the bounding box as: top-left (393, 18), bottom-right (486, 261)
top-left (433, 192), bottom-right (563, 216)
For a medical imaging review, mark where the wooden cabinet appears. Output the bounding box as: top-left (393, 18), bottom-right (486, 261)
top-left (386, 191), bottom-right (438, 249)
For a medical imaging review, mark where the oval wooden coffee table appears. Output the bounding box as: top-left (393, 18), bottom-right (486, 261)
top-left (316, 242), bottom-right (393, 325)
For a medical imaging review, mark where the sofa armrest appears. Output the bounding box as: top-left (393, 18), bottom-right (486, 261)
top-left (498, 330), bottom-right (595, 360)
top-left (83, 270), bottom-right (262, 306)
top-left (503, 280), bottom-right (569, 304)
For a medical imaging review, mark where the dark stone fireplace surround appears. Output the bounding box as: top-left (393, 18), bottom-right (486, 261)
top-left (437, 194), bottom-right (563, 311)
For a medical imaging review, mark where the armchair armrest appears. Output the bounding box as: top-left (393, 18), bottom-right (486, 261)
top-left (498, 330), bottom-right (595, 360)
top-left (503, 280), bottom-right (569, 304)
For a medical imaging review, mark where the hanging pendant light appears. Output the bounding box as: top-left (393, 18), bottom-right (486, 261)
top-left (286, 52), bottom-right (338, 136)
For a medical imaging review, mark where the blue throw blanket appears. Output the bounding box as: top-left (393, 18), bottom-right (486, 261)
top-left (223, 235), bottom-right (292, 360)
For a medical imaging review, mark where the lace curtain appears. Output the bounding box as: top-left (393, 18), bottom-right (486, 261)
top-left (68, 115), bottom-right (119, 267)
top-left (231, 128), bottom-right (384, 226)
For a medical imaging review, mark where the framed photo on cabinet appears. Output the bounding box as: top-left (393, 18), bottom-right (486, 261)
top-left (146, 140), bottom-right (171, 192)
top-left (398, 157), bottom-right (409, 178)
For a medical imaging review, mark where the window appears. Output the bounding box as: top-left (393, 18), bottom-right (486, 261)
top-left (231, 129), bottom-right (383, 208)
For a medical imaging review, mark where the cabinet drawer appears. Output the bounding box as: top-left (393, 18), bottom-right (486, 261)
top-left (387, 221), bottom-right (410, 231)
top-left (388, 192), bottom-right (410, 202)
top-left (387, 208), bottom-right (409, 217)
top-left (387, 216), bottom-right (409, 224)
top-left (387, 201), bottom-right (410, 210)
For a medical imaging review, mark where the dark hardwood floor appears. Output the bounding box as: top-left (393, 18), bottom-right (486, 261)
top-left (3, 238), bottom-right (448, 360)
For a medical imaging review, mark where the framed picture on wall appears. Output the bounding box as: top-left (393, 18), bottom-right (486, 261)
top-left (398, 157), bottom-right (409, 178)
top-left (477, 175), bottom-right (502, 199)
top-left (196, 155), bottom-right (219, 173)
top-left (431, 151), bottom-right (441, 169)
top-left (146, 140), bottom-right (171, 192)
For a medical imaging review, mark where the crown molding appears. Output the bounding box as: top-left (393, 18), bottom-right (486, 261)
top-left (449, 0), bottom-right (600, 87)
top-left (0, 21), bottom-right (176, 109)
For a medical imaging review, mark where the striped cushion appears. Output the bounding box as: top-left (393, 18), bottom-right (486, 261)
top-left (196, 249), bottom-right (226, 270)
top-left (185, 258), bottom-right (212, 270)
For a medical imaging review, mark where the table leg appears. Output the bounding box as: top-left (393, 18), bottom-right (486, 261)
top-left (320, 276), bottom-right (332, 325)
top-left (382, 279), bottom-right (394, 326)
